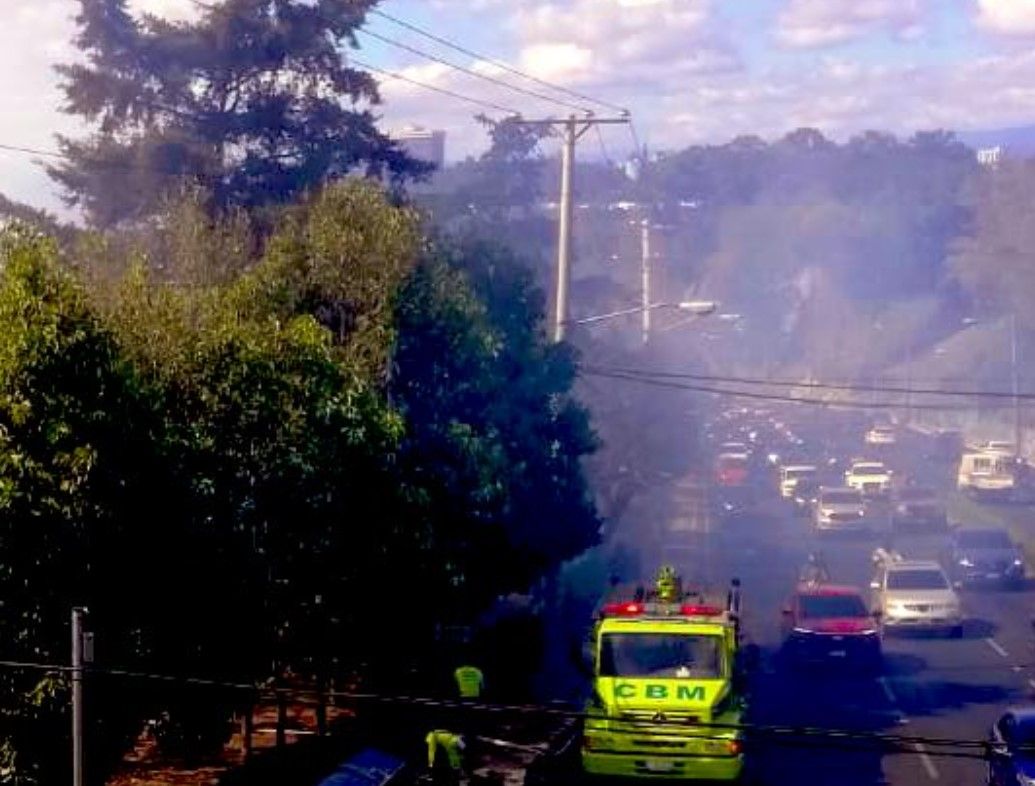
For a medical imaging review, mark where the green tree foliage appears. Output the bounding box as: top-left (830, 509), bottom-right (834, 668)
top-left (0, 180), bottom-right (599, 781)
top-left (51, 0), bottom-right (427, 227)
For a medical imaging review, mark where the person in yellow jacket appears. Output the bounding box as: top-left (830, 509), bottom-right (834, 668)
top-left (426, 729), bottom-right (466, 775)
top-left (453, 664), bottom-right (484, 699)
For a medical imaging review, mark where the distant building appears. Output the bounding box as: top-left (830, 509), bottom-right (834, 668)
top-left (391, 126), bottom-right (446, 169)
top-left (977, 145), bottom-right (1004, 168)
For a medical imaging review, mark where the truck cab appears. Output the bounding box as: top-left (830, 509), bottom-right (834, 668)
top-left (581, 570), bottom-right (746, 781)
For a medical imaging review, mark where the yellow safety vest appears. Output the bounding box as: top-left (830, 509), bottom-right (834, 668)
top-left (426, 729), bottom-right (465, 770)
top-left (454, 665), bottom-right (484, 698)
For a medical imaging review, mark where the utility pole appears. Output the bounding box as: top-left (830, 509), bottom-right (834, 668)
top-left (511, 115), bottom-right (629, 342)
top-left (1012, 313), bottom-right (1021, 452)
top-left (71, 607), bottom-right (89, 786)
top-left (555, 117), bottom-right (576, 344)
top-left (640, 219), bottom-right (651, 345)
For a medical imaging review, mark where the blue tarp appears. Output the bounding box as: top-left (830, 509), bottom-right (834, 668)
top-left (315, 748), bottom-right (406, 786)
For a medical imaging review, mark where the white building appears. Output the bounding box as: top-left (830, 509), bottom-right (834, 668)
top-left (976, 145), bottom-right (1004, 168)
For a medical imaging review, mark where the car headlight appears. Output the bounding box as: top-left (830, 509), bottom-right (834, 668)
top-left (958, 558), bottom-right (973, 567)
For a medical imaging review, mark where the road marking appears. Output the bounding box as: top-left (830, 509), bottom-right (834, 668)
top-left (985, 638), bottom-right (1009, 659)
top-left (914, 742), bottom-right (940, 780)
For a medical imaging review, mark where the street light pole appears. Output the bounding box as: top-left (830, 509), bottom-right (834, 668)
top-left (72, 607), bottom-right (87, 786)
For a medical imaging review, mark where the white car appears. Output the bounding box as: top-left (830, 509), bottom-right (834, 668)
top-left (870, 557), bottom-right (962, 637)
top-left (865, 426), bottom-right (896, 446)
top-left (814, 487), bottom-right (867, 532)
top-left (845, 461), bottom-right (893, 496)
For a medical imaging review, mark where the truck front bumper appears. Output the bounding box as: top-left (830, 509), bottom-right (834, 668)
top-left (582, 748), bottom-right (744, 781)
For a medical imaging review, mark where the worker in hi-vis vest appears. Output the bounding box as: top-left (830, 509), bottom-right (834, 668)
top-left (453, 664), bottom-right (485, 699)
top-left (426, 729), bottom-right (466, 778)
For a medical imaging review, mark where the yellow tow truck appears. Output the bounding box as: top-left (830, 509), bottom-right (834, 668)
top-left (581, 567), bottom-right (747, 781)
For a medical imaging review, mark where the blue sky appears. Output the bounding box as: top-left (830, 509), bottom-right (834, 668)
top-left (4, 0), bottom-right (1035, 216)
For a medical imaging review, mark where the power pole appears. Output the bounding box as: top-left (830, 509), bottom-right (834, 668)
top-left (71, 607), bottom-right (88, 786)
top-left (1012, 313), bottom-right (1021, 452)
top-left (555, 118), bottom-right (576, 344)
top-left (641, 219), bottom-right (651, 345)
top-left (511, 115), bottom-right (629, 342)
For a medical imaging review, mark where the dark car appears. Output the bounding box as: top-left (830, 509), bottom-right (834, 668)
top-left (780, 585), bottom-right (881, 669)
top-left (988, 708), bottom-right (1035, 785)
top-left (891, 487), bottom-right (947, 532)
top-left (946, 527), bottom-right (1025, 588)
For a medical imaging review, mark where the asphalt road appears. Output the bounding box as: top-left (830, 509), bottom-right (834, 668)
top-left (665, 421), bottom-right (1035, 786)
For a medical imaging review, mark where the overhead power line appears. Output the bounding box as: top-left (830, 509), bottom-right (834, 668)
top-left (369, 8), bottom-right (629, 116)
top-left (581, 369), bottom-right (1014, 411)
top-left (347, 56), bottom-right (520, 115)
top-left (584, 365), bottom-right (1035, 402)
top-left (0, 656), bottom-right (1014, 761)
top-left (357, 29), bottom-right (591, 115)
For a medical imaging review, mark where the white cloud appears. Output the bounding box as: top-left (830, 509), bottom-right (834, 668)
top-left (513, 0), bottom-right (737, 88)
top-left (776, 0), bottom-right (928, 48)
top-left (975, 0), bottom-right (1035, 36)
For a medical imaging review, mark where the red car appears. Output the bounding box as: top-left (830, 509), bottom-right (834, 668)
top-left (715, 453), bottom-right (749, 487)
top-left (780, 584), bottom-right (882, 669)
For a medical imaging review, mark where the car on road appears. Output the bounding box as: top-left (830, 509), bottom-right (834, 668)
top-left (779, 464), bottom-right (817, 499)
top-left (945, 527), bottom-right (1025, 588)
top-left (870, 556), bottom-right (963, 637)
top-left (844, 460), bottom-right (893, 497)
top-left (813, 487), bottom-right (868, 533)
top-left (780, 584), bottom-right (881, 669)
top-left (715, 452), bottom-right (750, 487)
top-left (958, 451), bottom-right (1017, 500)
top-left (987, 708), bottom-right (1035, 786)
top-left (864, 425), bottom-right (896, 446)
top-left (891, 487), bottom-right (947, 532)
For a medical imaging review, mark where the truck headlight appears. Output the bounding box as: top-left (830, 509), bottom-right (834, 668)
top-left (1014, 559), bottom-right (1024, 566)
top-left (958, 558), bottom-right (973, 567)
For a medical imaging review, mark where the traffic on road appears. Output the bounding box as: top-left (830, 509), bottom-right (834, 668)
top-left (674, 405), bottom-right (1035, 786)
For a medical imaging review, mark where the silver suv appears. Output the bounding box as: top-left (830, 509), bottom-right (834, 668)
top-left (870, 554), bottom-right (962, 637)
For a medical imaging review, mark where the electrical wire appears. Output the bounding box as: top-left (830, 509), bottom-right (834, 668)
top-left (0, 656), bottom-right (1012, 760)
top-left (357, 29), bottom-right (591, 115)
top-left (581, 369), bottom-right (1014, 412)
top-left (346, 55), bottom-right (520, 116)
top-left (584, 364), bottom-right (1035, 402)
top-left (368, 8), bottom-right (629, 116)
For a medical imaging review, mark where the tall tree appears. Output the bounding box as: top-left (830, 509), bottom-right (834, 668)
top-left (51, 0), bottom-right (426, 226)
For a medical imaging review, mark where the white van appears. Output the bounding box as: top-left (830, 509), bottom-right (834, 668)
top-left (957, 451), bottom-right (1015, 498)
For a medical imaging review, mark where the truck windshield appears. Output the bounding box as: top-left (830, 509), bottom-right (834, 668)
top-left (599, 633), bottom-right (723, 679)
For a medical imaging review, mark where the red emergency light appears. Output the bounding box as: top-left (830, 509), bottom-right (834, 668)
top-left (680, 604), bottom-right (723, 617)
top-left (601, 602), bottom-right (724, 618)
top-left (602, 602), bottom-right (645, 617)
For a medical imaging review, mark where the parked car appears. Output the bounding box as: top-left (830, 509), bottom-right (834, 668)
top-left (870, 554), bottom-right (963, 637)
top-left (945, 527), bottom-right (1025, 588)
top-left (987, 708), bottom-right (1035, 786)
top-left (780, 584), bottom-right (881, 669)
top-left (891, 487), bottom-right (947, 532)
